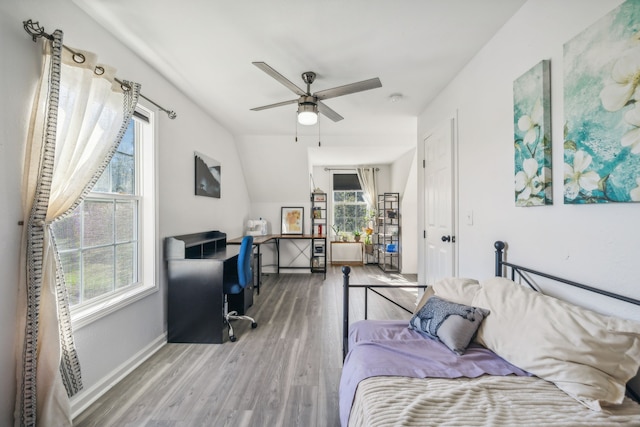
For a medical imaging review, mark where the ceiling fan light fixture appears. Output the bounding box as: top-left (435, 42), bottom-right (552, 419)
top-left (298, 102), bottom-right (318, 125)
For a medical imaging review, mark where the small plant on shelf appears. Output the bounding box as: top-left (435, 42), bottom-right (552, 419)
top-left (353, 230), bottom-right (361, 242)
top-left (331, 224), bottom-right (340, 241)
top-left (363, 227), bottom-right (374, 245)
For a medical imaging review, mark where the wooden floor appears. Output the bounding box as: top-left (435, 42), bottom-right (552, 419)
top-left (73, 265), bottom-right (418, 427)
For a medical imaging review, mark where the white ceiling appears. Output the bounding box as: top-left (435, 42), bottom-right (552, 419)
top-left (74, 0), bottom-right (526, 165)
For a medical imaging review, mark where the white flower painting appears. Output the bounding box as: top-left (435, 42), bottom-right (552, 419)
top-left (513, 60), bottom-right (552, 206)
top-left (563, 0), bottom-right (640, 203)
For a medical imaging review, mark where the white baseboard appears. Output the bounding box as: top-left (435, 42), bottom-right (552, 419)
top-left (70, 333), bottom-right (167, 419)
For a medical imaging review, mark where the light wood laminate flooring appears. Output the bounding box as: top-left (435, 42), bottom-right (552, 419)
top-left (73, 265), bottom-right (418, 427)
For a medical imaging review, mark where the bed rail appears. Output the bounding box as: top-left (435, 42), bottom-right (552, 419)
top-left (494, 241), bottom-right (640, 306)
top-left (342, 266), bottom-right (427, 360)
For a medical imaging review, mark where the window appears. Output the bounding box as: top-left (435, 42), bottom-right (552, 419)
top-left (333, 190), bottom-right (369, 234)
top-left (52, 106), bottom-right (157, 325)
top-left (332, 173), bottom-right (368, 235)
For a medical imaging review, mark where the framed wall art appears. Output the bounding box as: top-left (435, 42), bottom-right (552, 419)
top-left (513, 59), bottom-right (552, 206)
top-left (194, 151), bottom-right (221, 198)
top-left (563, 0), bottom-right (640, 203)
top-left (281, 207), bottom-right (304, 235)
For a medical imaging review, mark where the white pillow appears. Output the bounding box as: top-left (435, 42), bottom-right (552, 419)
top-left (431, 277), bottom-right (481, 306)
top-left (472, 277), bottom-right (640, 411)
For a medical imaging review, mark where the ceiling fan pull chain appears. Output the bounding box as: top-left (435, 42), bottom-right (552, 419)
top-left (318, 114), bottom-right (321, 147)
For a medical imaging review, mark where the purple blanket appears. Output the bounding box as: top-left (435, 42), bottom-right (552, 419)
top-left (339, 320), bottom-right (530, 427)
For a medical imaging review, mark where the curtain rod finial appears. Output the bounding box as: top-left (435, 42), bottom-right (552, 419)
top-left (167, 111), bottom-right (177, 119)
top-left (23, 19), bottom-right (53, 42)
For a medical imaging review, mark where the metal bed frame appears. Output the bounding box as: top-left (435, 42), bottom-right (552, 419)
top-left (494, 241), bottom-right (640, 306)
top-left (341, 267), bottom-right (426, 360)
top-left (343, 240), bottom-right (640, 373)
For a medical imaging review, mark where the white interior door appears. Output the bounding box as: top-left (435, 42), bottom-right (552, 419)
top-left (424, 118), bottom-right (455, 285)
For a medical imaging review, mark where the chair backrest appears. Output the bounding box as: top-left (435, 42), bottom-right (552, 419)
top-left (237, 235), bottom-right (253, 287)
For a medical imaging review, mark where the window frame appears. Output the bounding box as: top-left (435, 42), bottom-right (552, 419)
top-left (331, 172), bottom-right (368, 237)
top-left (68, 104), bottom-right (158, 330)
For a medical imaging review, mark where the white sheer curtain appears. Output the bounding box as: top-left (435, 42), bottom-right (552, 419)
top-left (356, 167), bottom-right (377, 211)
top-left (16, 30), bottom-right (140, 426)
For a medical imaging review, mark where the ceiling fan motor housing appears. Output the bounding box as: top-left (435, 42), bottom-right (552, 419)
top-left (301, 71), bottom-right (316, 86)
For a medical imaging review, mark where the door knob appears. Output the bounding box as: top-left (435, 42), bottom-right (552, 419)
top-left (441, 235), bottom-right (451, 242)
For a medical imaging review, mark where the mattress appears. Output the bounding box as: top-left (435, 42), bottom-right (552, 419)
top-left (348, 375), bottom-right (640, 427)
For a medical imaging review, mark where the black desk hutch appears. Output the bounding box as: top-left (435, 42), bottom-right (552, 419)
top-left (165, 230), bottom-right (252, 344)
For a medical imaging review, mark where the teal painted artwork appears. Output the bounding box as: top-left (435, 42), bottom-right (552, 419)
top-left (514, 60), bottom-right (552, 206)
top-left (564, 0), bottom-right (640, 203)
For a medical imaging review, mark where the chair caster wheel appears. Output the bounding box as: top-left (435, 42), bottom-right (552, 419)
top-left (251, 322), bottom-right (258, 329)
top-left (230, 335), bottom-right (237, 342)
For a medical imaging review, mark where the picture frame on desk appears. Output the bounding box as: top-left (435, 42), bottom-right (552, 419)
top-left (281, 207), bottom-right (304, 235)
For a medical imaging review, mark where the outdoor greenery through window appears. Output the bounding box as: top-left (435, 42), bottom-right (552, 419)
top-left (53, 117), bottom-right (144, 307)
top-left (333, 190), bottom-right (368, 236)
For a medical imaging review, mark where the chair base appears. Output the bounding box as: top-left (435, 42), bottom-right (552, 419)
top-left (224, 310), bottom-right (258, 342)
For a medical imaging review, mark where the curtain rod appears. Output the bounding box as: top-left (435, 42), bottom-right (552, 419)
top-left (324, 167), bottom-right (379, 171)
top-left (23, 19), bottom-right (177, 120)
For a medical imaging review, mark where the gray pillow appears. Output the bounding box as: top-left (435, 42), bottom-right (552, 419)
top-left (409, 295), bottom-right (489, 355)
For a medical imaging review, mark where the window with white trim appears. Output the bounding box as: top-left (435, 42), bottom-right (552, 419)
top-left (52, 106), bottom-right (156, 322)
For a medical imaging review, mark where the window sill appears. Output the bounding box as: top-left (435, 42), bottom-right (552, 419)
top-left (70, 284), bottom-right (158, 330)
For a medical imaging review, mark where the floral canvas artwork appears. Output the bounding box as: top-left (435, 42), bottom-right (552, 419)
top-left (514, 60), bottom-right (552, 206)
top-left (563, 0), bottom-right (640, 203)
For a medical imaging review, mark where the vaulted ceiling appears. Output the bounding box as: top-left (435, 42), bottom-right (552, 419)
top-left (73, 0), bottom-right (526, 165)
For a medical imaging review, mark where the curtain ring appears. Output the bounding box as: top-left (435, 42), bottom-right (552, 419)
top-left (94, 66), bottom-right (105, 76)
top-left (72, 52), bottom-right (86, 64)
top-left (120, 83), bottom-right (131, 92)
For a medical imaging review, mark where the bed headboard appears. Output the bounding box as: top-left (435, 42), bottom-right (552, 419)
top-left (494, 241), bottom-right (640, 306)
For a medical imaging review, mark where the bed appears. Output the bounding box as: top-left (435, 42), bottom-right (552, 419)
top-left (339, 241), bottom-right (640, 426)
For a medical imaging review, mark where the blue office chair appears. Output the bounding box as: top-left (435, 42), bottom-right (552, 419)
top-left (224, 235), bottom-right (258, 342)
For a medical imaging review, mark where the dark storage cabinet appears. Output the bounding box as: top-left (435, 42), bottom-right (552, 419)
top-left (167, 259), bottom-right (224, 343)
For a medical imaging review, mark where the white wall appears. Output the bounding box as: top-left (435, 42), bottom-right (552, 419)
top-left (0, 0), bottom-right (250, 424)
top-left (391, 148), bottom-right (418, 274)
top-left (417, 0), bottom-right (640, 319)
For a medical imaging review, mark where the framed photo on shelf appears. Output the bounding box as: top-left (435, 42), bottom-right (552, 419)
top-left (313, 193), bottom-right (326, 202)
top-left (281, 207), bottom-right (304, 235)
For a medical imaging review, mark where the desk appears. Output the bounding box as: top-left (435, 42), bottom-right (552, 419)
top-left (166, 231), bottom-right (242, 344)
top-left (228, 234), bottom-right (327, 291)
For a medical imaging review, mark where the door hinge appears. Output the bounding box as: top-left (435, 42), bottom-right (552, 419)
top-left (423, 230), bottom-right (426, 238)
top-left (422, 159), bottom-right (426, 168)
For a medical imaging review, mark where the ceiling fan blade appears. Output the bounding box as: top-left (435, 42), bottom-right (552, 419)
top-left (250, 98), bottom-right (298, 111)
top-left (314, 77), bottom-right (382, 101)
top-left (252, 62), bottom-right (306, 96)
top-left (317, 101), bottom-right (344, 122)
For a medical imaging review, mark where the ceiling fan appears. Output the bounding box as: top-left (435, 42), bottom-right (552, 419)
top-left (250, 61), bottom-right (382, 125)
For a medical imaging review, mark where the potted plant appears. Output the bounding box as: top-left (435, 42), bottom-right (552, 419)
top-left (363, 227), bottom-right (374, 254)
top-left (331, 224), bottom-right (340, 242)
top-left (353, 230), bottom-right (361, 242)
